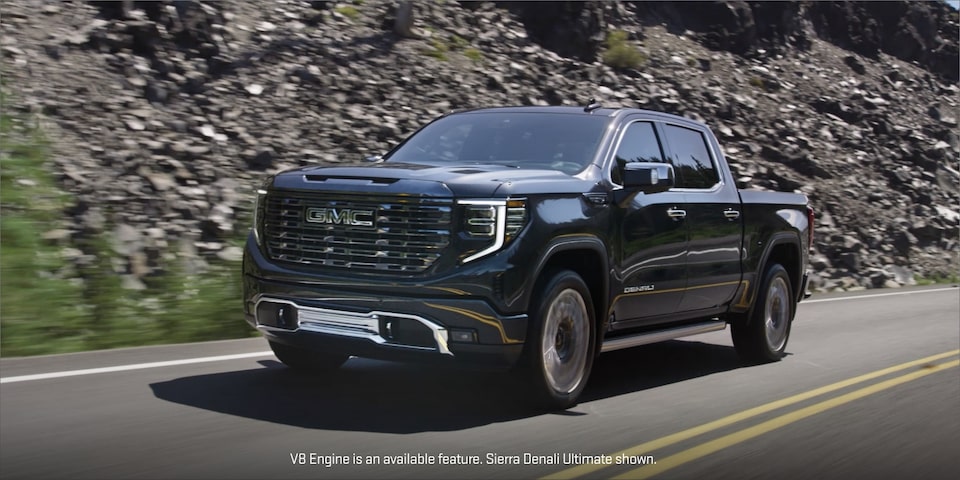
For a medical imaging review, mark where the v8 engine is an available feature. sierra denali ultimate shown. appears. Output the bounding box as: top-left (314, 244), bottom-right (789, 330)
top-left (242, 105), bottom-right (813, 409)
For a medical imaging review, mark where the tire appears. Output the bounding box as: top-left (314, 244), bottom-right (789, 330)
top-left (731, 263), bottom-right (795, 363)
top-left (520, 269), bottom-right (595, 410)
top-left (269, 340), bottom-right (348, 373)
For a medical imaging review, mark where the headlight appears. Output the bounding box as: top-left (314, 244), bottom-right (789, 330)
top-left (464, 203), bottom-right (497, 237)
top-left (252, 187), bottom-right (267, 246)
top-left (459, 199), bottom-right (527, 263)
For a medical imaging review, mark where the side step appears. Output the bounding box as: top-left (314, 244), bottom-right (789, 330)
top-left (601, 321), bottom-right (727, 353)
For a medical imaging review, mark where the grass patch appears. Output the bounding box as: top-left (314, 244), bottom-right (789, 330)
top-left (602, 30), bottom-right (646, 70)
top-left (451, 35), bottom-right (469, 50)
top-left (425, 38), bottom-right (450, 61)
top-left (0, 101), bottom-right (90, 356)
top-left (914, 273), bottom-right (960, 286)
top-left (0, 90), bottom-right (255, 357)
top-left (335, 5), bottom-right (359, 20)
top-left (464, 47), bottom-right (483, 63)
top-left (422, 34), bottom-right (483, 63)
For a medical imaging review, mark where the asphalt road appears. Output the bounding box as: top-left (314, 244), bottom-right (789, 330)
top-left (2, 286), bottom-right (958, 480)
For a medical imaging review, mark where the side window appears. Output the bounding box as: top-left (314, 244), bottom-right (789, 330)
top-left (662, 125), bottom-right (719, 189)
top-left (664, 125), bottom-right (720, 188)
top-left (611, 121), bottom-right (665, 185)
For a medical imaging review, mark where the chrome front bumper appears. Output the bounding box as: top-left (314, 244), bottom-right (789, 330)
top-left (254, 297), bottom-right (453, 356)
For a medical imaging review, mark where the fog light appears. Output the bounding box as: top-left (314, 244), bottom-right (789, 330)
top-left (276, 306), bottom-right (297, 329)
top-left (450, 329), bottom-right (478, 343)
top-left (379, 317), bottom-right (436, 347)
top-left (256, 301), bottom-right (298, 330)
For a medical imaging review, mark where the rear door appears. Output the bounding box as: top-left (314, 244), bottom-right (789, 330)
top-left (660, 123), bottom-right (743, 313)
top-left (609, 119), bottom-right (689, 324)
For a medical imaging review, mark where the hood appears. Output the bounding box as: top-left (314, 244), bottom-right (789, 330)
top-left (270, 162), bottom-right (595, 197)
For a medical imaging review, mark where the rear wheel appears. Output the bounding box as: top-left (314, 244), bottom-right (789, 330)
top-left (269, 340), bottom-right (348, 372)
top-left (731, 263), bottom-right (795, 363)
top-left (520, 270), bottom-right (595, 410)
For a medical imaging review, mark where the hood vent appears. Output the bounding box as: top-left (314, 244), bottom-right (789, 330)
top-left (304, 175), bottom-right (398, 185)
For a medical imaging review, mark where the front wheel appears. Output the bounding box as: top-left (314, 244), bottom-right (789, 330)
top-left (520, 269), bottom-right (595, 410)
top-left (269, 340), bottom-right (349, 373)
top-left (731, 263), bottom-right (795, 363)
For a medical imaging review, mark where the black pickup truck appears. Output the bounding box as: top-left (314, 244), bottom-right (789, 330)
top-left (242, 105), bottom-right (813, 409)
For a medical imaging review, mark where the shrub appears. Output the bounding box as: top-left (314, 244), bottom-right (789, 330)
top-left (602, 30), bottom-right (646, 69)
top-left (425, 38), bottom-right (449, 61)
top-left (451, 35), bottom-right (469, 50)
top-left (335, 5), bottom-right (359, 19)
top-left (464, 47), bottom-right (483, 63)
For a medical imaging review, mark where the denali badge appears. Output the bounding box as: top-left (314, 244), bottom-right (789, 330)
top-left (305, 207), bottom-right (375, 227)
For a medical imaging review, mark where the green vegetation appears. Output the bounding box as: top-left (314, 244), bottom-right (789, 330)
top-left (1, 98), bottom-right (87, 355)
top-left (451, 35), bottom-right (469, 50)
top-left (464, 47), bottom-right (483, 63)
top-left (602, 30), bottom-right (646, 70)
top-left (425, 38), bottom-right (450, 61)
top-left (749, 76), bottom-right (766, 88)
top-left (421, 32), bottom-right (483, 63)
top-left (914, 273), bottom-right (960, 286)
top-left (335, 5), bottom-right (360, 20)
top-left (0, 91), bottom-right (255, 357)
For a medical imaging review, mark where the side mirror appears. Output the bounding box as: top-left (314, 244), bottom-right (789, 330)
top-left (622, 162), bottom-right (675, 194)
top-left (363, 155), bottom-right (384, 163)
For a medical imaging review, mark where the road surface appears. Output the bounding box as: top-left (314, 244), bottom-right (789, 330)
top-left (2, 286), bottom-right (958, 479)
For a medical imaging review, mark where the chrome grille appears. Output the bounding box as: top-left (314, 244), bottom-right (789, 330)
top-left (262, 192), bottom-right (452, 273)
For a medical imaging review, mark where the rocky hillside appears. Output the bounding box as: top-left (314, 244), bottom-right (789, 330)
top-left (1, 1), bottom-right (958, 292)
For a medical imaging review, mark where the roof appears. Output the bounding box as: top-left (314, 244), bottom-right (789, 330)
top-left (452, 105), bottom-right (706, 128)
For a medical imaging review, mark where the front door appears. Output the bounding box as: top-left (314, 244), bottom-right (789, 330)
top-left (609, 120), bottom-right (688, 325)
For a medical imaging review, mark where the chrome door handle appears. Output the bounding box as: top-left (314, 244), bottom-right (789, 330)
top-left (724, 209), bottom-right (741, 220)
top-left (667, 208), bottom-right (687, 220)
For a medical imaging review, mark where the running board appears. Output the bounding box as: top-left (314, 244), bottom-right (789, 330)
top-left (601, 321), bottom-right (727, 353)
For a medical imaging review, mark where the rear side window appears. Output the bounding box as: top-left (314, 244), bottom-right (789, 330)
top-left (611, 121), bottom-right (665, 185)
top-left (662, 124), bottom-right (719, 189)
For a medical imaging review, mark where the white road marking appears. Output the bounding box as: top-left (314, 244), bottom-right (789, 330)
top-left (804, 286), bottom-right (958, 304)
top-left (1, 287), bottom-right (956, 385)
top-left (0, 351), bottom-right (273, 384)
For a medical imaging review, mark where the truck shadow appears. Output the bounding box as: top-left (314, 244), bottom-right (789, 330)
top-left (150, 340), bottom-right (745, 433)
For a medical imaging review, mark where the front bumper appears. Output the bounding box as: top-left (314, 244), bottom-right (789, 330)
top-left (247, 298), bottom-right (523, 368)
top-left (243, 275), bottom-right (527, 369)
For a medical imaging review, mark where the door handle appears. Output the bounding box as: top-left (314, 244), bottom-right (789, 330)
top-left (724, 209), bottom-right (741, 220)
top-left (667, 208), bottom-right (687, 220)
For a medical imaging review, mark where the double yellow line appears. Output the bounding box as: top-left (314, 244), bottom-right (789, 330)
top-left (543, 349), bottom-right (960, 480)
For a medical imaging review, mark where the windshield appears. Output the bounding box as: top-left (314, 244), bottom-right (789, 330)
top-left (384, 112), bottom-right (611, 174)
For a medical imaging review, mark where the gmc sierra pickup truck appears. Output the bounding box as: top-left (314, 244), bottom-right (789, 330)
top-left (243, 105), bottom-right (812, 409)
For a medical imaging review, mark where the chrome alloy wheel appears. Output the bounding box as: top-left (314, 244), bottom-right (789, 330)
top-left (541, 288), bottom-right (590, 394)
top-left (764, 276), bottom-right (791, 352)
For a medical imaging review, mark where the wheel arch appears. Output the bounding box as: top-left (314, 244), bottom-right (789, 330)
top-left (731, 232), bottom-right (802, 325)
top-left (529, 236), bottom-right (609, 353)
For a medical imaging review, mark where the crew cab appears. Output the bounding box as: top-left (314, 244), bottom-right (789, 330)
top-left (242, 105), bottom-right (812, 409)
